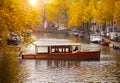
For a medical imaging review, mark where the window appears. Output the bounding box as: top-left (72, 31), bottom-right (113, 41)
top-left (37, 46), bottom-right (48, 53)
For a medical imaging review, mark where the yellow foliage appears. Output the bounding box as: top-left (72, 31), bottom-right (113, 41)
top-left (68, 0), bottom-right (92, 27)
top-left (0, 0), bottom-right (41, 46)
top-left (93, 0), bottom-right (115, 25)
top-left (114, 1), bottom-right (120, 21)
top-left (46, 0), bottom-right (69, 26)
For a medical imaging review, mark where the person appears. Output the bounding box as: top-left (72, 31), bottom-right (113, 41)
top-left (54, 48), bottom-right (60, 53)
top-left (106, 32), bottom-right (110, 38)
top-left (18, 47), bottom-right (22, 57)
top-left (18, 51), bottom-right (22, 57)
top-left (74, 46), bottom-right (78, 51)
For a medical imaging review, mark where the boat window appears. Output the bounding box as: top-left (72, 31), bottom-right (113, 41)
top-left (66, 48), bottom-right (69, 52)
top-left (59, 48), bottom-right (62, 52)
top-left (51, 46), bottom-right (71, 53)
top-left (37, 46), bottom-right (48, 53)
top-left (54, 48), bottom-right (59, 52)
top-left (52, 48), bottom-right (55, 53)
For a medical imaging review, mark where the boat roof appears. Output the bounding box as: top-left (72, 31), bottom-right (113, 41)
top-left (35, 43), bottom-right (81, 46)
top-left (34, 39), bottom-right (81, 46)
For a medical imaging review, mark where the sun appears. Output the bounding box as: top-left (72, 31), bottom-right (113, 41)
top-left (29, 0), bottom-right (37, 5)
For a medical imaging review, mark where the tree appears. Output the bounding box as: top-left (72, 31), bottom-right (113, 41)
top-left (0, 0), bottom-right (41, 46)
top-left (46, 0), bottom-right (69, 27)
top-left (68, 0), bottom-right (94, 28)
top-left (93, 0), bottom-right (115, 25)
top-left (114, 1), bottom-right (120, 22)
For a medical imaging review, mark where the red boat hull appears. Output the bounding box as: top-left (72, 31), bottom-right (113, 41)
top-left (100, 42), bottom-right (110, 46)
top-left (22, 51), bottom-right (100, 60)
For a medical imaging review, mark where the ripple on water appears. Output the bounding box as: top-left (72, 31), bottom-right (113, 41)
top-left (20, 59), bottom-right (120, 83)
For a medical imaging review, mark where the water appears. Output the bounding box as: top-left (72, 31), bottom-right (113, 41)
top-left (0, 33), bottom-right (120, 83)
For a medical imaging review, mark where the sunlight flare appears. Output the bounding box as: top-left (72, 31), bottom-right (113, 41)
top-left (29, 0), bottom-right (37, 5)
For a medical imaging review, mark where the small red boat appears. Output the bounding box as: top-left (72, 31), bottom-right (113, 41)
top-left (22, 43), bottom-right (101, 60)
top-left (100, 41), bottom-right (110, 46)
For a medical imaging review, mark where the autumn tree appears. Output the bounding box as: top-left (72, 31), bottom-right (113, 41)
top-left (68, 0), bottom-right (96, 28)
top-left (68, 0), bottom-right (83, 27)
top-left (93, 0), bottom-right (115, 25)
top-left (114, 1), bottom-right (120, 23)
top-left (0, 0), bottom-right (41, 46)
top-left (46, 0), bottom-right (69, 27)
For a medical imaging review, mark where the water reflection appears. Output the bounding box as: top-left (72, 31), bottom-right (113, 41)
top-left (0, 33), bottom-right (120, 83)
top-left (35, 60), bottom-right (81, 68)
top-left (22, 58), bottom-right (120, 82)
top-left (0, 53), bottom-right (28, 83)
top-left (31, 33), bottom-right (69, 40)
top-left (31, 33), bottom-right (87, 44)
top-left (23, 60), bottom-right (84, 83)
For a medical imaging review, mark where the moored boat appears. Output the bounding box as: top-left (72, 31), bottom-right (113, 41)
top-left (113, 44), bottom-right (120, 50)
top-left (22, 43), bottom-right (101, 60)
top-left (90, 34), bottom-right (102, 43)
top-left (100, 41), bottom-right (110, 46)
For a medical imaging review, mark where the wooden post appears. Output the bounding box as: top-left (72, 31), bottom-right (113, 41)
top-left (70, 46), bottom-right (72, 53)
top-left (48, 46), bottom-right (51, 54)
top-left (79, 45), bottom-right (81, 51)
top-left (35, 45), bottom-right (37, 54)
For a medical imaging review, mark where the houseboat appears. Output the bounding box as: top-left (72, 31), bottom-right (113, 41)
top-left (22, 43), bottom-right (101, 60)
top-left (90, 34), bottom-right (102, 43)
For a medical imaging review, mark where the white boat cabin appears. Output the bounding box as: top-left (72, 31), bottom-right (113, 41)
top-left (35, 43), bottom-right (81, 54)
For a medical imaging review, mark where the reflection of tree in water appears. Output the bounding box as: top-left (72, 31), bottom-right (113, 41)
top-left (0, 52), bottom-right (27, 83)
top-left (47, 60), bottom-right (81, 68)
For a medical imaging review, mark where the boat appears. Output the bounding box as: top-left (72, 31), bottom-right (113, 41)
top-left (22, 43), bottom-right (101, 60)
top-left (113, 44), bottom-right (120, 50)
top-left (109, 43), bottom-right (114, 48)
top-left (100, 41), bottom-right (110, 46)
top-left (90, 34), bottom-right (102, 43)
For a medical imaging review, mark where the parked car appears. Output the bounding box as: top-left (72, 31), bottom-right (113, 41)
top-left (78, 32), bottom-right (84, 38)
top-left (7, 38), bottom-right (20, 45)
top-left (7, 32), bottom-right (21, 45)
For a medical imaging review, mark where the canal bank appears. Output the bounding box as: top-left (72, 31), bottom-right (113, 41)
top-left (102, 37), bottom-right (120, 44)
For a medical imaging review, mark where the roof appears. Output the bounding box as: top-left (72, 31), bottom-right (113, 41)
top-left (33, 39), bottom-right (81, 46)
top-left (35, 43), bottom-right (81, 46)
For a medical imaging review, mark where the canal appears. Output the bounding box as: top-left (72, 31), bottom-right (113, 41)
top-left (0, 33), bottom-right (120, 83)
